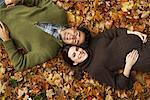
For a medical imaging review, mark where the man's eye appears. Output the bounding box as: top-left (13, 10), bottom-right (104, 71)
top-left (78, 32), bottom-right (80, 37)
top-left (75, 32), bottom-right (78, 36)
top-left (74, 40), bottom-right (77, 44)
top-left (76, 40), bottom-right (79, 45)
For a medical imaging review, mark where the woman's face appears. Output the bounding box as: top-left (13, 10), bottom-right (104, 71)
top-left (68, 46), bottom-right (88, 65)
top-left (60, 28), bottom-right (85, 46)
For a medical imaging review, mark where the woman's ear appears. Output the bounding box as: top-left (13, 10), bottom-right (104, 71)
top-left (73, 62), bottom-right (78, 65)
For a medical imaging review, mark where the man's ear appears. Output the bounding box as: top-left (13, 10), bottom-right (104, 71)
top-left (73, 62), bottom-right (78, 65)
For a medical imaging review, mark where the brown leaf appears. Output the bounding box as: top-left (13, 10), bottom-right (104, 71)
top-left (93, 0), bottom-right (99, 9)
top-left (133, 24), bottom-right (145, 32)
top-left (144, 75), bottom-right (150, 88)
top-left (75, 2), bottom-right (85, 12)
top-left (31, 87), bottom-right (40, 94)
top-left (67, 11), bottom-right (76, 27)
top-left (133, 82), bottom-right (143, 95)
top-left (93, 11), bottom-right (102, 22)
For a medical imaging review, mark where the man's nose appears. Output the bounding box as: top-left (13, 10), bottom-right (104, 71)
top-left (71, 35), bottom-right (76, 39)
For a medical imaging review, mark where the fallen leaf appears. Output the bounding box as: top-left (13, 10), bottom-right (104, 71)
top-left (133, 82), bottom-right (143, 96)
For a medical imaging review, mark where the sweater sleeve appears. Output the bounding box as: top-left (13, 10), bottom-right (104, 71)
top-left (21, 0), bottom-right (52, 7)
top-left (92, 66), bottom-right (134, 89)
top-left (101, 28), bottom-right (127, 40)
top-left (2, 40), bottom-right (53, 71)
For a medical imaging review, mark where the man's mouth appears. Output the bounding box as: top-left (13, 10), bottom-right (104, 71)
top-left (64, 33), bottom-right (76, 40)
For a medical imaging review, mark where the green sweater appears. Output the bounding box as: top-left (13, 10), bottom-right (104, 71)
top-left (0, 0), bottom-right (67, 71)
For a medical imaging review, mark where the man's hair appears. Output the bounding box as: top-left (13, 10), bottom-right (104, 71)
top-left (78, 27), bottom-right (91, 48)
top-left (63, 27), bottom-right (91, 47)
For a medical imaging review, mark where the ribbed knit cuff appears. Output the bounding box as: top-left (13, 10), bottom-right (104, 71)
top-left (2, 39), bottom-right (16, 51)
top-left (117, 73), bottom-right (134, 90)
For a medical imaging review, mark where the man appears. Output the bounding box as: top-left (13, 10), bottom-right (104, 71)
top-left (0, 0), bottom-right (86, 71)
top-left (34, 22), bottom-right (86, 46)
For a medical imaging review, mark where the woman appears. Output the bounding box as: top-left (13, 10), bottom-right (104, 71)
top-left (62, 28), bottom-right (150, 89)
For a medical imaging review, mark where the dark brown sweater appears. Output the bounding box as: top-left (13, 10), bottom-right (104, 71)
top-left (85, 28), bottom-right (150, 89)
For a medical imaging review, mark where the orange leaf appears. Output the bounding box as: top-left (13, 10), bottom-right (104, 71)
top-left (31, 87), bottom-right (40, 94)
top-left (93, 11), bottom-right (102, 21)
top-left (133, 82), bottom-right (143, 93)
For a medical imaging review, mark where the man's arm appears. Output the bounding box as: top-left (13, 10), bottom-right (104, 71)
top-left (2, 40), bottom-right (53, 71)
top-left (0, 21), bottom-right (54, 71)
top-left (21, 0), bottom-right (52, 7)
top-left (5, 0), bottom-right (52, 7)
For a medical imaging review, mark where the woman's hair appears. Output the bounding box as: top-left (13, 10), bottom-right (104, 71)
top-left (78, 27), bottom-right (91, 48)
top-left (62, 45), bottom-right (90, 67)
top-left (62, 45), bottom-right (75, 66)
top-left (62, 45), bottom-right (93, 80)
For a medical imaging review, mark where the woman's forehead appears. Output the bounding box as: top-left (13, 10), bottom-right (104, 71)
top-left (70, 46), bottom-right (76, 50)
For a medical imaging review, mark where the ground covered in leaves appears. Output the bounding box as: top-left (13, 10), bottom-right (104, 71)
top-left (0, 0), bottom-right (150, 99)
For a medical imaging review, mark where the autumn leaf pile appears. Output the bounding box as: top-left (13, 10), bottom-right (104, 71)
top-left (0, 0), bottom-right (150, 99)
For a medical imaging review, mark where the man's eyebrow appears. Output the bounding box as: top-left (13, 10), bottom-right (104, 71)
top-left (77, 40), bottom-right (79, 45)
top-left (7, 3), bottom-right (14, 5)
top-left (78, 31), bottom-right (80, 36)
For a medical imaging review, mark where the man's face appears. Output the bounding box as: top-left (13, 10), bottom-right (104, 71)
top-left (5, 0), bottom-right (17, 7)
top-left (60, 28), bottom-right (85, 46)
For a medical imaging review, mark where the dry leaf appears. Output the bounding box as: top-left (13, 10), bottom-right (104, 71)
top-left (133, 82), bottom-right (143, 96)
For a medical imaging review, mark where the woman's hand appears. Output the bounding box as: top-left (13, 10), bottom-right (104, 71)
top-left (135, 32), bottom-right (147, 43)
top-left (123, 49), bottom-right (139, 77)
top-left (127, 30), bottom-right (147, 43)
top-left (0, 21), bottom-right (10, 41)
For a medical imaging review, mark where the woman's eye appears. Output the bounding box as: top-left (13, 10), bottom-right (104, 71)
top-left (76, 47), bottom-right (79, 51)
top-left (72, 53), bottom-right (76, 57)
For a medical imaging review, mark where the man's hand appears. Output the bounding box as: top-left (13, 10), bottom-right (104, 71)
top-left (127, 30), bottom-right (147, 43)
top-left (123, 49), bottom-right (139, 77)
top-left (0, 21), bottom-right (10, 41)
top-left (5, 0), bottom-right (18, 7)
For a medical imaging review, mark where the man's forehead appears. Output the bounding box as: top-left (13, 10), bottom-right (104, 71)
top-left (78, 32), bottom-right (85, 45)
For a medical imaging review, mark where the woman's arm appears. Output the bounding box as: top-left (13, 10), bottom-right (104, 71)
top-left (100, 28), bottom-right (128, 40)
top-left (101, 28), bottom-right (147, 43)
top-left (93, 66), bottom-right (134, 89)
top-left (92, 49), bottom-right (139, 89)
top-left (127, 30), bottom-right (147, 43)
top-left (123, 49), bottom-right (139, 77)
